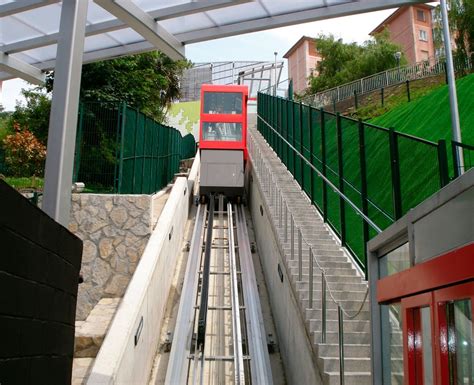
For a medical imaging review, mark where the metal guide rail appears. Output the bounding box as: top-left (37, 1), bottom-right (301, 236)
top-left (165, 195), bottom-right (273, 385)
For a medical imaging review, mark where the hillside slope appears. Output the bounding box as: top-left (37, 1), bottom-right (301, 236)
top-left (370, 73), bottom-right (474, 145)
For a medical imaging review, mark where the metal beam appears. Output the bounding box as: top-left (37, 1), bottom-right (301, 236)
top-left (153, 0), bottom-right (252, 21)
top-left (94, 0), bottom-right (184, 60)
top-left (176, 0), bottom-right (430, 44)
top-left (0, 52), bottom-right (45, 84)
top-left (0, 0), bottom-right (59, 17)
top-left (1, 0), bottom-right (250, 55)
top-left (42, 0), bottom-right (88, 226)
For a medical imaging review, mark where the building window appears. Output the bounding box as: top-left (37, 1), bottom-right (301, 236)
top-left (417, 9), bottom-right (426, 22)
top-left (419, 29), bottom-right (428, 41)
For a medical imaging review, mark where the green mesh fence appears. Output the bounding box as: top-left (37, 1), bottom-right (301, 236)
top-left (257, 92), bottom-right (452, 274)
top-left (74, 101), bottom-right (196, 194)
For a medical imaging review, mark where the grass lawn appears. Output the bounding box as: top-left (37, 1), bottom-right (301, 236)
top-left (2, 176), bottom-right (44, 190)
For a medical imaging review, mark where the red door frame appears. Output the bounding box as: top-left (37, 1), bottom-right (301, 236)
top-left (377, 243), bottom-right (474, 385)
top-left (402, 292), bottom-right (436, 385)
top-left (433, 281), bottom-right (474, 385)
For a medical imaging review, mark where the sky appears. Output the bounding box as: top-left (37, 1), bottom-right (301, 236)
top-left (1, 6), bottom-right (402, 111)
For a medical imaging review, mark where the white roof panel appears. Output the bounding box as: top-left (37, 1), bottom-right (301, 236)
top-left (0, 0), bottom-right (430, 82)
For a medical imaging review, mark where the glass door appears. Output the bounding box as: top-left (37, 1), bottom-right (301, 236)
top-left (435, 282), bottom-right (474, 385)
top-left (402, 293), bottom-right (436, 385)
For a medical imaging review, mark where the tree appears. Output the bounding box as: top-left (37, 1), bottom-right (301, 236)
top-left (8, 88), bottom-right (51, 145)
top-left (433, 0), bottom-right (474, 63)
top-left (46, 51), bottom-right (192, 122)
top-left (308, 32), bottom-right (405, 94)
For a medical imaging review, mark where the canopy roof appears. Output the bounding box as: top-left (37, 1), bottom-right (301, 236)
top-left (0, 0), bottom-right (429, 84)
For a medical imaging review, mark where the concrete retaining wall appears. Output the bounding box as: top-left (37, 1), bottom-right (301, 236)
top-left (248, 167), bottom-right (322, 385)
top-left (70, 194), bottom-right (153, 320)
top-left (87, 177), bottom-right (191, 385)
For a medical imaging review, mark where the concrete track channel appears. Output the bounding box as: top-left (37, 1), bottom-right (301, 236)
top-left (165, 195), bottom-right (274, 385)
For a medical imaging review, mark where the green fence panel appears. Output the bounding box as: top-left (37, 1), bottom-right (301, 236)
top-left (255, 92), bottom-right (465, 273)
top-left (74, 101), bottom-right (195, 195)
top-left (398, 134), bottom-right (441, 214)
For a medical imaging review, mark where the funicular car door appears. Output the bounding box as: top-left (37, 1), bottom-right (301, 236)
top-left (401, 282), bottom-right (474, 385)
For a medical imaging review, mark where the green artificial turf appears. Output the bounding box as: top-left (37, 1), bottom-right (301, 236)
top-left (370, 73), bottom-right (474, 145)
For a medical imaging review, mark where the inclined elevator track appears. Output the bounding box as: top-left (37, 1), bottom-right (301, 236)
top-left (165, 195), bottom-right (273, 385)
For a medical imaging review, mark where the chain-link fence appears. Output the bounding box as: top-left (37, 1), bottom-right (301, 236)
top-left (257, 92), bottom-right (453, 273)
top-left (73, 102), bottom-right (196, 194)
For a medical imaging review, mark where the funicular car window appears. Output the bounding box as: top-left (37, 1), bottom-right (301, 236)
top-left (202, 122), bottom-right (242, 142)
top-left (203, 92), bottom-right (243, 114)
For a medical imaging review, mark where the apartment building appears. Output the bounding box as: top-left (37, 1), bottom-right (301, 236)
top-left (370, 4), bottom-right (435, 64)
top-left (283, 36), bottom-right (322, 94)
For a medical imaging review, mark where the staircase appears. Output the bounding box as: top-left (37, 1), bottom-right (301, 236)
top-left (249, 126), bottom-right (372, 385)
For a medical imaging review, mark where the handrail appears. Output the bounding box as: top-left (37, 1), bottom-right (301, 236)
top-left (303, 54), bottom-right (473, 108)
top-left (257, 113), bottom-right (382, 234)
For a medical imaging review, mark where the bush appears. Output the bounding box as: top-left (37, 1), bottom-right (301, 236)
top-left (3, 128), bottom-right (46, 176)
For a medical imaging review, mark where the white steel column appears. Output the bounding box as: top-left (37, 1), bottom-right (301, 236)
top-left (43, 0), bottom-right (88, 226)
top-left (440, 0), bottom-right (464, 174)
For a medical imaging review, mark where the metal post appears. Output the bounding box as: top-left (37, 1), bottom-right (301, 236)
top-left (308, 247), bottom-right (314, 309)
top-left (290, 214), bottom-right (295, 260)
top-left (336, 114), bottom-right (346, 245)
top-left (284, 202), bottom-right (288, 242)
top-left (42, 0), bottom-right (89, 226)
top-left (279, 190), bottom-right (283, 228)
top-left (381, 87), bottom-right (384, 107)
top-left (338, 305), bottom-right (345, 385)
top-left (440, 0), bottom-right (464, 174)
top-left (298, 228), bottom-right (302, 281)
top-left (321, 273), bottom-right (327, 343)
top-left (389, 128), bottom-right (403, 220)
top-left (406, 80), bottom-right (411, 102)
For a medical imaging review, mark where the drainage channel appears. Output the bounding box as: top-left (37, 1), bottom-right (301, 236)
top-left (164, 194), bottom-right (275, 385)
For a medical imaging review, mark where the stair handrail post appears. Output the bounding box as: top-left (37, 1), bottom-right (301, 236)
top-left (290, 213), bottom-right (295, 260)
top-left (298, 227), bottom-right (303, 281)
top-left (284, 201), bottom-right (288, 243)
top-left (321, 273), bottom-right (327, 343)
top-left (308, 247), bottom-right (314, 309)
top-left (338, 305), bottom-right (345, 385)
top-left (279, 189), bottom-right (283, 228)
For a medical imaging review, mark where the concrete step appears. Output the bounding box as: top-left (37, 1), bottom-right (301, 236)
top-left (74, 298), bottom-right (120, 358)
top-left (297, 281), bottom-right (367, 293)
top-left (299, 289), bottom-right (368, 302)
top-left (308, 319), bottom-right (371, 333)
top-left (313, 330), bottom-right (371, 345)
top-left (299, 298), bottom-right (370, 312)
top-left (324, 371), bottom-right (371, 385)
top-left (290, 266), bottom-right (356, 277)
top-left (292, 274), bottom-right (363, 284)
top-left (72, 358), bottom-right (94, 385)
top-left (316, 343), bottom-right (371, 358)
top-left (319, 357), bottom-right (371, 372)
top-left (306, 308), bottom-right (370, 321)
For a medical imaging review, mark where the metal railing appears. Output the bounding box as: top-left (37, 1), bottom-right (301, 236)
top-left (302, 55), bottom-right (473, 108)
top-left (249, 132), bottom-right (373, 385)
top-left (452, 140), bottom-right (474, 178)
top-left (257, 92), bottom-right (452, 272)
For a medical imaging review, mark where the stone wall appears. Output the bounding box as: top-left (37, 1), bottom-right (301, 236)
top-left (70, 194), bottom-right (153, 320)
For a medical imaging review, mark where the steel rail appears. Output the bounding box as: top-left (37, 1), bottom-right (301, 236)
top-left (236, 204), bottom-right (274, 385)
top-left (197, 194), bottom-right (215, 349)
top-left (165, 203), bottom-right (206, 385)
top-left (227, 203), bottom-right (246, 384)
